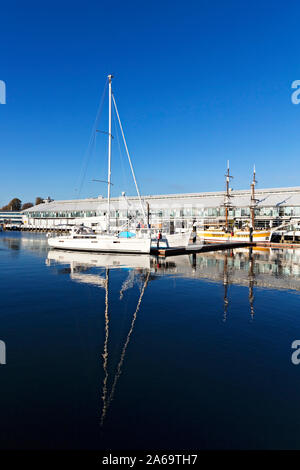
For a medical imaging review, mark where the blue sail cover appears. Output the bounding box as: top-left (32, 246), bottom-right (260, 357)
top-left (118, 231), bottom-right (136, 238)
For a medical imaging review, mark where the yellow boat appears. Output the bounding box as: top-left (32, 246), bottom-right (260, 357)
top-left (197, 228), bottom-right (271, 242)
top-left (197, 164), bottom-right (271, 243)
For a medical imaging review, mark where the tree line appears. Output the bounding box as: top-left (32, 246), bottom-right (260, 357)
top-left (1, 197), bottom-right (44, 211)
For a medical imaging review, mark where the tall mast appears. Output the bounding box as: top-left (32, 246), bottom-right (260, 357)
top-left (107, 74), bottom-right (113, 232)
top-left (224, 160), bottom-right (233, 231)
top-left (250, 165), bottom-right (257, 229)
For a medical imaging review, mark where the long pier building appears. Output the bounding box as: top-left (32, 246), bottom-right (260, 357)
top-left (21, 186), bottom-right (300, 231)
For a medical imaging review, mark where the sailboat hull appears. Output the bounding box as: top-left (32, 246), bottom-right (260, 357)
top-left (48, 235), bottom-right (151, 253)
top-left (151, 232), bottom-right (192, 248)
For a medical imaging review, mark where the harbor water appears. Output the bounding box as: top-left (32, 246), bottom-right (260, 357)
top-left (1, 232), bottom-right (300, 449)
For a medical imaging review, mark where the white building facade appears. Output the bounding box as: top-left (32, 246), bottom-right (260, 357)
top-left (22, 186), bottom-right (300, 231)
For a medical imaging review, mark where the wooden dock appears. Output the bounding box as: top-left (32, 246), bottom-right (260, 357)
top-left (151, 242), bottom-right (255, 257)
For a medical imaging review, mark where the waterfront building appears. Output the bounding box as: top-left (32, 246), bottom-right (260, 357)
top-left (0, 211), bottom-right (23, 226)
top-left (21, 186), bottom-right (300, 230)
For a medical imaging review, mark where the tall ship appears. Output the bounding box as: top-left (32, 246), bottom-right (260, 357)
top-left (197, 163), bottom-right (271, 243)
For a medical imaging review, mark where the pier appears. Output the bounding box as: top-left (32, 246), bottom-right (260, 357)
top-left (151, 239), bottom-right (300, 257)
top-left (151, 241), bottom-right (255, 257)
top-left (3, 225), bottom-right (71, 234)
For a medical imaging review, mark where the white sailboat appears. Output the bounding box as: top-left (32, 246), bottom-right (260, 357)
top-left (48, 75), bottom-right (151, 254)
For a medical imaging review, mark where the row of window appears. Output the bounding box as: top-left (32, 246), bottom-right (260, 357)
top-left (25, 206), bottom-right (300, 219)
top-left (0, 212), bottom-right (22, 216)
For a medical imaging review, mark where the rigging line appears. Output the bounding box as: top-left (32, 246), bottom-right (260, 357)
top-left (106, 271), bottom-right (150, 413)
top-left (112, 107), bottom-right (127, 195)
top-left (76, 78), bottom-right (108, 199)
top-left (112, 93), bottom-right (147, 225)
top-left (100, 268), bottom-right (110, 426)
top-left (119, 270), bottom-right (136, 300)
top-left (77, 132), bottom-right (97, 198)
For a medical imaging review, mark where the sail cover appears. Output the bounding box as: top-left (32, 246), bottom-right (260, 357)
top-left (118, 231), bottom-right (136, 238)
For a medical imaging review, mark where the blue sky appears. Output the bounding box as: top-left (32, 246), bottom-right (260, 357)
top-left (0, 0), bottom-right (300, 206)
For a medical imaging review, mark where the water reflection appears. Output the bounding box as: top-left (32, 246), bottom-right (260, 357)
top-left (2, 233), bottom-right (300, 448)
top-left (47, 249), bottom-right (152, 426)
top-left (0, 232), bottom-right (48, 255)
top-left (100, 269), bottom-right (150, 426)
top-left (45, 247), bottom-right (300, 426)
top-left (47, 250), bottom-right (151, 279)
top-left (2, 232), bottom-right (299, 289)
top-left (154, 248), bottom-right (300, 291)
top-left (248, 248), bottom-right (255, 320)
top-left (223, 252), bottom-right (230, 322)
top-left (46, 246), bottom-right (300, 299)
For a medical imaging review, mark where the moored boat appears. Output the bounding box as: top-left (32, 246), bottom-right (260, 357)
top-left (196, 228), bottom-right (271, 242)
top-left (269, 220), bottom-right (300, 243)
top-left (196, 164), bottom-right (271, 243)
top-left (151, 229), bottom-right (193, 248)
top-left (48, 226), bottom-right (151, 253)
top-left (47, 75), bottom-right (151, 254)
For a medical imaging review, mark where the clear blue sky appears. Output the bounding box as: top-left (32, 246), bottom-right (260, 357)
top-left (1, 0), bottom-right (300, 206)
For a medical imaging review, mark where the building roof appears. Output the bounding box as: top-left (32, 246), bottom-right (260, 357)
top-left (22, 186), bottom-right (300, 213)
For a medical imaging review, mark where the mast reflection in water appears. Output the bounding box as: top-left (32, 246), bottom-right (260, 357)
top-left (1, 232), bottom-right (300, 450)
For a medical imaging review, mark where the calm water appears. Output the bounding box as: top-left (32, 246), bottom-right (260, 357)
top-left (1, 232), bottom-right (300, 450)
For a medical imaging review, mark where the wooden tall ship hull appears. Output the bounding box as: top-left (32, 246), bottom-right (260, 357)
top-left (197, 229), bottom-right (271, 242)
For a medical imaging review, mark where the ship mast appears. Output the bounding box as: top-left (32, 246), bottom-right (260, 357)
top-left (107, 74), bottom-right (113, 232)
top-left (250, 165), bottom-right (257, 229)
top-left (224, 161), bottom-right (233, 232)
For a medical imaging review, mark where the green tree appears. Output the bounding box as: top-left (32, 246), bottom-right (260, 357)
top-left (1, 198), bottom-right (22, 211)
top-left (35, 197), bottom-right (44, 205)
top-left (21, 202), bottom-right (34, 210)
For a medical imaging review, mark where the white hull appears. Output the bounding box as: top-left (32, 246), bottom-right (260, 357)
top-left (272, 230), bottom-right (300, 237)
top-left (151, 231), bottom-right (191, 248)
top-left (48, 234), bottom-right (151, 253)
